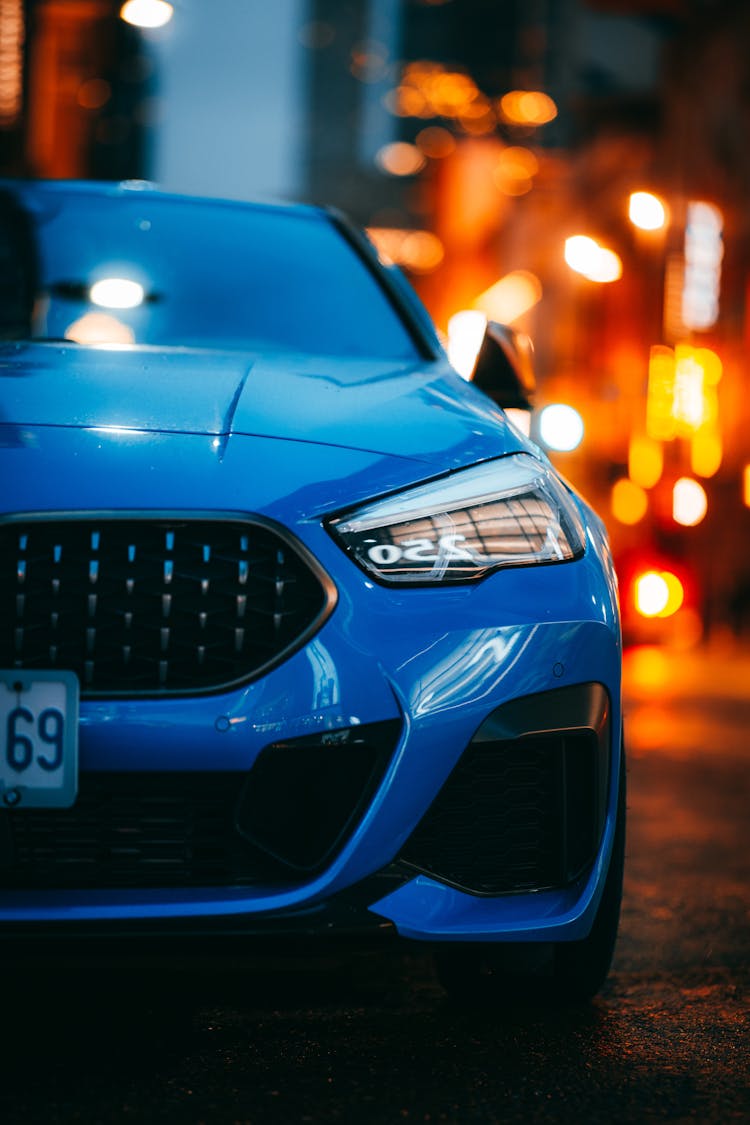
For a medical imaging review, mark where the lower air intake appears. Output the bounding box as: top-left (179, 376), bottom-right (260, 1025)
top-left (0, 720), bottom-right (401, 889)
top-left (1, 773), bottom-right (270, 890)
top-left (235, 720), bottom-right (401, 872)
top-left (400, 684), bottom-right (610, 896)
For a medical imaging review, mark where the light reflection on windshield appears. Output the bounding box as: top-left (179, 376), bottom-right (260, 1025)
top-left (90, 278), bottom-right (145, 309)
top-left (65, 312), bottom-right (135, 345)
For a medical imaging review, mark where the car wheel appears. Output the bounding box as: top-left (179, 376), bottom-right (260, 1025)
top-left (436, 747), bottom-right (626, 1006)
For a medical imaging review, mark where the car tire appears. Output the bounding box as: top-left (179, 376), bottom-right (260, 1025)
top-left (435, 745), bottom-right (626, 1006)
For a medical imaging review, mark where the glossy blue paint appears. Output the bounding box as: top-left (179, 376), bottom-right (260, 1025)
top-left (0, 183), bottom-right (623, 960)
top-left (0, 340), bottom-right (526, 470)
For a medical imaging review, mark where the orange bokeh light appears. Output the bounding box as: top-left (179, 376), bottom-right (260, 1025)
top-left (415, 126), bottom-right (456, 158)
top-left (612, 478), bottom-right (648, 525)
top-left (473, 271), bottom-right (542, 324)
top-left (564, 235), bottom-right (622, 283)
top-left (672, 477), bottom-right (708, 527)
top-left (493, 147), bottom-right (539, 195)
top-left (628, 191), bottom-right (667, 231)
top-left (366, 227), bottom-right (444, 273)
top-left (690, 429), bottom-right (722, 478)
top-left (634, 570), bottom-right (684, 618)
top-left (375, 142), bottom-right (427, 176)
top-left (498, 90), bottom-right (557, 126)
top-left (628, 435), bottom-right (663, 490)
top-left (395, 62), bottom-right (484, 121)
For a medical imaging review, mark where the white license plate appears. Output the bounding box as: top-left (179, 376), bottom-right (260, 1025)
top-left (0, 671), bottom-right (79, 809)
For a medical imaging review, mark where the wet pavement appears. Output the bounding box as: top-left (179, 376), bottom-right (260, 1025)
top-left (2, 643), bottom-right (748, 1124)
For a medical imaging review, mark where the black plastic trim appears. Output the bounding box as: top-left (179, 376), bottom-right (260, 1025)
top-left (0, 865), bottom-right (411, 955)
top-left (325, 209), bottom-right (442, 362)
top-left (400, 683), bottom-right (611, 897)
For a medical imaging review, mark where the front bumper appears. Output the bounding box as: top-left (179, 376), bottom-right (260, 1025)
top-left (0, 535), bottom-right (622, 945)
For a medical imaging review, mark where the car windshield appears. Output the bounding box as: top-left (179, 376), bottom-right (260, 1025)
top-left (0, 185), bottom-right (421, 361)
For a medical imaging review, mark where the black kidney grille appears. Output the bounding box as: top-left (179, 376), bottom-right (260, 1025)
top-left (399, 733), bottom-right (600, 896)
top-left (0, 773), bottom-right (285, 890)
top-left (0, 517), bottom-right (333, 695)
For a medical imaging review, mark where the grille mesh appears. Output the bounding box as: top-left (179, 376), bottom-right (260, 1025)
top-left (0, 721), bottom-right (401, 890)
top-left (0, 773), bottom-right (279, 889)
top-left (0, 517), bottom-right (332, 695)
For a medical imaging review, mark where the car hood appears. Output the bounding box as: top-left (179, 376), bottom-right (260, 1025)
top-left (0, 341), bottom-right (524, 468)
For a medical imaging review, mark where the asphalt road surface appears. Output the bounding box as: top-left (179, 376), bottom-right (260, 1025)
top-left (2, 644), bottom-right (748, 1124)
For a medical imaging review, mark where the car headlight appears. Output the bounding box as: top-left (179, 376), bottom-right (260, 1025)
top-left (328, 453), bottom-right (586, 585)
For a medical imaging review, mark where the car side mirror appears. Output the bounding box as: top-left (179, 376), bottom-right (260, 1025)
top-left (470, 321), bottom-right (536, 413)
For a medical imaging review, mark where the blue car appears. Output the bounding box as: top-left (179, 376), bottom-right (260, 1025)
top-left (0, 181), bottom-right (624, 1002)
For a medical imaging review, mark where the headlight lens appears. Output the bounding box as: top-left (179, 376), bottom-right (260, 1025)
top-left (328, 453), bottom-right (586, 584)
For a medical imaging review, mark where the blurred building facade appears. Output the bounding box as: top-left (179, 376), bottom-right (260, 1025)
top-left (2, 0), bottom-right (749, 640)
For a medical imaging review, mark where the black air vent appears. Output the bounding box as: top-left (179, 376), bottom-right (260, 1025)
top-left (400, 732), bottom-right (602, 896)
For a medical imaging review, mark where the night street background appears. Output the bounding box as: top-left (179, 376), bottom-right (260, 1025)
top-left (1, 2), bottom-right (750, 1121)
top-left (2, 643), bottom-right (748, 1124)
